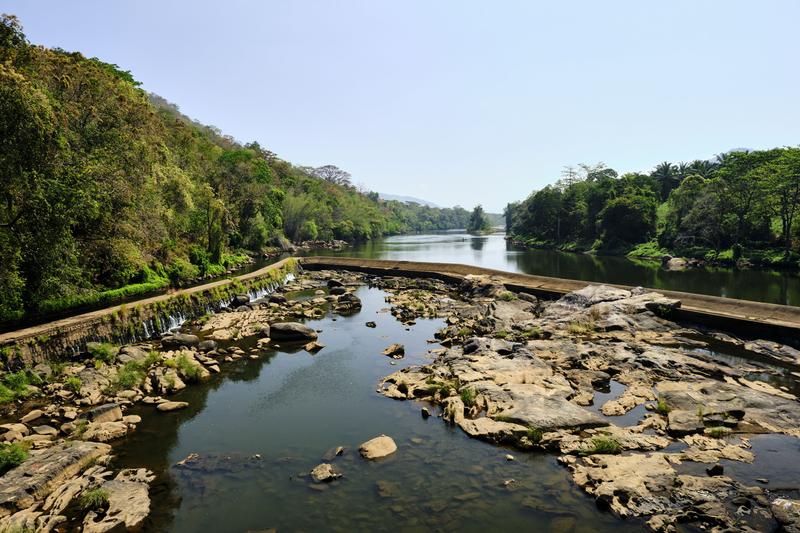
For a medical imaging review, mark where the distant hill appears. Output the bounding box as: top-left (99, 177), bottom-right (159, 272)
top-left (378, 193), bottom-right (439, 207)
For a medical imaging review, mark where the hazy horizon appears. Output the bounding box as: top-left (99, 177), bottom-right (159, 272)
top-left (6, 0), bottom-right (799, 211)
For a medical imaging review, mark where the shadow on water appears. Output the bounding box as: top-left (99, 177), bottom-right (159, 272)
top-left (309, 232), bottom-right (800, 306)
top-left (111, 287), bottom-right (644, 533)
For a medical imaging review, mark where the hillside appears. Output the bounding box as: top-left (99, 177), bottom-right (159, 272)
top-left (0, 15), bottom-right (471, 321)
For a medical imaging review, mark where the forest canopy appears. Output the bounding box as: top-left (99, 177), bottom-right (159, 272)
top-left (0, 15), bottom-right (473, 321)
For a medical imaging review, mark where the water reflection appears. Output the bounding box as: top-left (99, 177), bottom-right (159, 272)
top-left (311, 232), bottom-right (799, 306)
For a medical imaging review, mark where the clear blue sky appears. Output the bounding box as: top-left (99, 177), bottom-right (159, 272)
top-left (6, 1), bottom-right (799, 211)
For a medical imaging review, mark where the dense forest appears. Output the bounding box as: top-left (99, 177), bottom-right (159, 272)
top-left (0, 15), bottom-right (472, 322)
top-left (505, 148), bottom-right (800, 267)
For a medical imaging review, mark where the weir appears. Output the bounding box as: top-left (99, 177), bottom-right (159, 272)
top-left (300, 257), bottom-right (800, 346)
top-left (3, 256), bottom-right (800, 366)
top-left (0, 258), bottom-right (299, 365)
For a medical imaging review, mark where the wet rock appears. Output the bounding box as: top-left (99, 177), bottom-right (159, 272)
top-left (706, 464), bottom-right (724, 476)
top-left (336, 292), bottom-right (362, 312)
top-left (382, 344), bottom-right (405, 359)
top-left (321, 446), bottom-right (345, 461)
top-left (157, 401), bottom-right (189, 412)
top-left (304, 341), bottom-right (325, 353)
top-left (79, 403), bottom-right (123, 424)
top-left (327, 279), bottom-right (344, 288)
top-left (421, 407), bottom-right (431, 419)
top-left (20, 409), bottom-right (43, 424)
top-left (197, 339), bottom-right (218, 352)
top-left (269, 322), bottom-right (318, 341)
top-left (359, 435), bottom-right (397, 459)
top-left (117, 345), bottom-right (150, 364)
top-left (329, 286), bottom-right (347, 296)
top-left (161, 333), bottom-right (200, 349)
top-left (310, 463), bottom-right (342, 483)
top-left (268, 294), bottom-right (287, 304)
top-left (366, 321), bottom-right (377, 328)
top-left (0, 441), bottom-right (111, 515)
top-left (232, 294), bottom-right (251, 307)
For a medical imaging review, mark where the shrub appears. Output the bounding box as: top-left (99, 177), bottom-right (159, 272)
top-left (0, 371), bottom-right (38, 404)
top-left (88, 343), bottom-right (117, 364)
top-left (587, 435), bottom-right (622, 455)
top-left (522, 327), bottom-right (542, 339)
top-left (143, 350), bottom-right (161, 368)
top-left (498, 291), bottom-right (516, 302)
top-left (656, 396), bottom-right (670, 415)
top-left (64, 376), bottom-right (82, 394)
top-left (112, 361), bottom-right (145, 391)
top-left (567, 320), bottom-right (594, 335)
top-left (706, 426), bottom-right (731, 438)
top-left (0, 442), bottom-right (29, 474)
top-left (460, 387), bottom-right (477, 407)
top-left (527, 427), bottom-right (543, 444)
top-left (79, 487), bottom-right (110, 510)
top-left (176, 354), bottom-right (201, 382)
top-left (70, 419), bottom-right (88, 438)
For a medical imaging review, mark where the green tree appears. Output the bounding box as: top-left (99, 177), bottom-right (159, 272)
top-left (467, 205), bottom-right (491, 233)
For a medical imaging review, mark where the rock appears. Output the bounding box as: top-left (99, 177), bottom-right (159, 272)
top-left (157, 401), bottom-right (189, 412)
top-left (83, 468), bottom-right (155, 532)
top-left (706, 464), bottom-right (724, 476)
top-left (269, 322), bottom-right (318, 341)
top-left (0, 441), bottom-right (111, 515)
top-left (268, 294), bottom-right (287, 304)
top-left (161, 333), bottom-right (200, 349)
top-left (336, 292), bottom-right (362, 312)
top-left (664, 257), bottom-right (688, 271)
top-left (421, 407), bottom-right (431, 419)
top-left (0, 423), bottom-right (29, 437)
top-left (505, 454), bottom-right (515, 461)
top-left (310, 463), bottom-right (342, 483)
top-left (304, 341), bottom-right (325, 353)
top-left (123, 415), bottom-right (142, 425)
top-left (359, 435), bottom-right (397, 460)
top-left (321, 446), bottom-right (345, 461)
top-left (329, 286), bottom-right (346, 296)
top-left (197, 339), bottom-right (218, 352)
top-left (20, 409), bottom-right (43, 424)
top-left (366, 321), bottom-right (377, 328)
top-left (382, 343), bottom-right (405, 359)
top-left (32, 425), bottom-right (58, 436)
top-left (772, 499), bottom-right (800, 532)
top-left (83, 421), bottom-right (128, 442)
top-left (231, 294), bottom-right (250, 307)
top-left (117, 345), bottom-right (150, 364)
top-left (327, 279), bottom-right (344, 288)
top-left (78, 403), bottom-right (123, 424)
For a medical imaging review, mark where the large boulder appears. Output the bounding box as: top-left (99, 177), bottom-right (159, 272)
top-left (78, 403), bottom-right (123, 424)
top-left (269, 322), bottom-right (318, 342)
top-left (359, 435), bottom-right (397, 460)
top-left (231, 294), bottom-right (250, 308)
top-left (160, 333), bottom-right (200, 349)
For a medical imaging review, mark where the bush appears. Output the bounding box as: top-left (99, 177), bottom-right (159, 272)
top-left (0, 442), bottom-right (29, 474)
top-left (167, 257), bottom-right (200, 286)
top-left (497, 290), bottom-right (516, 301)
top-left (176, 354), bottom-right (201, 382)
top-left (588, 435), bottom-right (622, 455)
top-left (64, 376), bottom-right (82, 394)
top-left (112, 361), bottom-right (145, 391)
top-left (79, 487), bottom-right (110, 510)
top-left (655, 396), bottom-right (670, 415)
top-left (88, 343), bottom-right (117, 364)
top-left (459, 387), bottom-right (477, 407)
top-left (0, 371), bottom-right (38, 404)
top-left (527, 427), bottom-right (543, 443)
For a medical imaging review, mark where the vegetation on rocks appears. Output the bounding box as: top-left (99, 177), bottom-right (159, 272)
top-left (0, 442), bottom-right (28, 474)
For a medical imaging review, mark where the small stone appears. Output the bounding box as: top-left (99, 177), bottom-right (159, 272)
top-left (304, 341), bottom-right (325, 353)
top-left (421, 407), bottom-right (431, 419)
top-left (20, 410), bottom-right (43, 424)
top-left (505, 454), bottom-right (515, 461)
top-left (32, 425), bottom-right (58, 436)
top-left (756, 478), bottom-right (769, 484)
top-left (310, 463), bottom-right (342, 483)
top-left (503, 479), bottom-right (516, 486)
top-left (366, 321), bottom-right (377, 328)
top-left (706, 464), bottom-right (724, 476)
top-left (382, 344), bottom-right (405, 359)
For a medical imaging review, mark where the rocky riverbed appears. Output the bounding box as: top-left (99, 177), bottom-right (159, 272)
top-left (0, 269), bottom-right (798, 531)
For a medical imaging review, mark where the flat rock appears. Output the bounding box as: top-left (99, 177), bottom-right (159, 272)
top-left (83, 468), bottom-right (155, 532)
top-left (79, 403), bottom-right (123, 424)
top-left (0, 441), bottom-right (111, 515)
top-left (310, 463), bottom-right (342, 483)
top-left (157, 401), bottom-right (189, 412)
top-left (161, 333), bottom-right (200, 349)
top-left (83, 421), bottom-right (128, 442)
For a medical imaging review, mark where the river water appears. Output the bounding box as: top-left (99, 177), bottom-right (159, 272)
top-left (115, 286), bottom-right (643, 532)
top-left (310, 231), bottom-right (800, 306)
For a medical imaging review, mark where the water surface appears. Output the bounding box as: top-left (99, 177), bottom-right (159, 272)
top-left (311, 232), bottom-right (800, 306)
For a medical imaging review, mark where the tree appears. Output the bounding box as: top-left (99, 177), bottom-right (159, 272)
top-left (651, 161), bottom-right (678, 201)
top-left (311, 165), bottom-right (352, 187)
top-left (762, 148), bottom-right (800, 254)
top-left (599, 194), bottom-right (656, 245)
top-left (467, 205), bottom-right (491, 233)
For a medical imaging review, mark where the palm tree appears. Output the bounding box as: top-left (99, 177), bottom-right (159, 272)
top-left (651, 161), bottom-right (677, 201)
top-left (688, 159), bottom-right (717, 178)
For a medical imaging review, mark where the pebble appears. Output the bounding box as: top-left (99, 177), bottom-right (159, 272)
top-left (505, 454), bottom-right (515, 461)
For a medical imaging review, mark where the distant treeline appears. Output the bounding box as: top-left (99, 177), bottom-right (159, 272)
top-left (505, 148), bottom-right (800, 266)
top-left (0, 15), bottom-right (472, 321)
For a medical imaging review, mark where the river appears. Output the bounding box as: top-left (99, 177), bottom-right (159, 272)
top-left (310, 231), bottom-right (800, 306)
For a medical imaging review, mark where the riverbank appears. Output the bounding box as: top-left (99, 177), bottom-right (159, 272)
top-left (507, 235), bottom-right (800, 271)
top-left (0, 266), bottom-right (797, 530)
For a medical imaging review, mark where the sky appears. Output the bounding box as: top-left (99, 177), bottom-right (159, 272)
top-left (5, 1), bottom-right (800, 211)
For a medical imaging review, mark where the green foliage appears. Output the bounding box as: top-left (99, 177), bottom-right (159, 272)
top-left (527, 427), bottom-right (544, 444)
top-left (64, 376), bottom-right (82, 394)
top-left (459, 387), bottom-right (477, 407)
top-left (0, 20), bottom-right (473, 323)
top-left (88, 343), bottom-right (117, 364)
top-left (111, 361), bottom-right (146, 391)
top-left (0, 371), bottom-right (39, 404)
top-left (143, 350), bottom-right (161, 368)
top-left (587, 435), bottom-right (622, 455)
top-left (467, 205), bottom-right (492, 233)
top-left (507, 150), bottom-right (800, 265)
top-left (655, 396), bottom-right (670, 415)
top-left (175, 353), bottom-right (201, 382)
top-left (0, 442), bottom-right (29, 474)
top-left (706, 426), bottom-right (731, 438)
top-left (497, 290), bottom-right (516, 301)
top-left (79, 487), bottom-right (110, 510)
